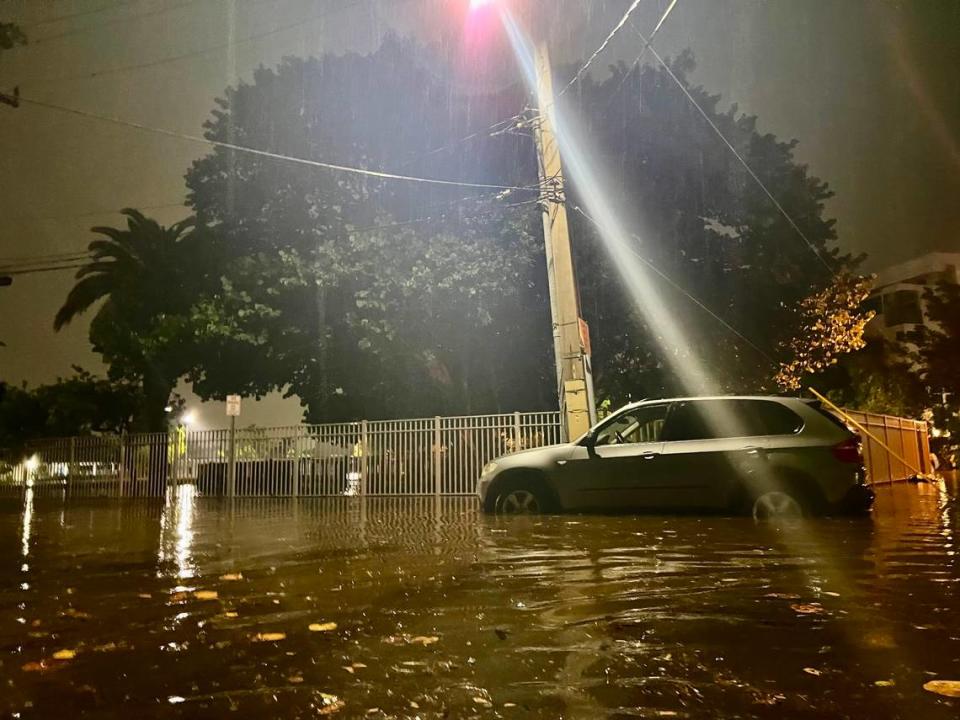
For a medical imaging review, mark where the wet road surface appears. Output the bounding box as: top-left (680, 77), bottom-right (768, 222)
top-left (1, 479), bottom-right (959, 718)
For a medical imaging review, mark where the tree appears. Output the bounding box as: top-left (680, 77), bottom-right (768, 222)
top-left (0, 21), bottom-right (25, 53)
top-left (810, 339), bottom-right (926, 418)
top-left (566, 52), bottom-right (860, 403)
top-left (774, 273), bottom-right (875, 392)
top-left (183, 38), bottom-right (859, 419)
top-left (185, 38), bottom-right (552, 422)
top-left (54, 210), bottom-right (220, 431)
top-left (913, 281), bottom-right (960, 443)
top-left (0, 369), bottom-right (141, 459)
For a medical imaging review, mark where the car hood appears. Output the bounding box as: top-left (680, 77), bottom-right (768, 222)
top-left (495, 443), bottom-right (573, 469)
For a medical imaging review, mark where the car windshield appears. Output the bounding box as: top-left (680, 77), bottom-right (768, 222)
top-left (593, 405), bottom-right (667, 445)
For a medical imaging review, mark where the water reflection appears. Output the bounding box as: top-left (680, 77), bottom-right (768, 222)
top-left (0, 483), bottom-right (957, 719)
top-left (158, 484), bottom-right (197, 581)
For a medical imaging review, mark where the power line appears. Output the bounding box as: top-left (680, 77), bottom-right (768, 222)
top-left (395, 110), bottom-right (530, 171)
top-left (628, 24), bottom-right (836, 276)
top-left (29, 0), bottom-right (200, 45)
top-left (0, 252), bottom-right (91, 270)
top-left (571, 204), bottom-right (777, 367)
top-left (24, 0), bottom-right (370, 85)
top-left (558, 0), bottom-right (646, 97)
top-left (610, 0), bottom-right (679, 97)
top-left (21, 0), bottom-right (146, 29)
top-left (17, 95), bottom-right (544, 193)
top-left (3, 263), bottom-right (89, 277)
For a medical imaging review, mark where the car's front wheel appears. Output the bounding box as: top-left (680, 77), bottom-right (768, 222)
top-left (492, 476), bottom-right (557, 515)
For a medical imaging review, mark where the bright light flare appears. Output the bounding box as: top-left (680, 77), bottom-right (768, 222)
top-left (180, 411), bottom-right (196, 427)
top-left (469, 0), bottom-right (497, 9)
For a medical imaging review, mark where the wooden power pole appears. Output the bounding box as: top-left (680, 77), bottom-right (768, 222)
top-left (532, 41), bottom-right (596, 440)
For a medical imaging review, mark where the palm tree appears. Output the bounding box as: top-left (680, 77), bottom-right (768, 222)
top-left (55, 209), bottom-right (202, 432)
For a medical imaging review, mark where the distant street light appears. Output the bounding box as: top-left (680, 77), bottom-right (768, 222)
top-left (180, 411), bottom-right (196, 427)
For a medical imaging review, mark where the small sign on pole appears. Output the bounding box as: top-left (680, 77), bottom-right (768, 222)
top-left (226, 395), bottom-right (242, 417)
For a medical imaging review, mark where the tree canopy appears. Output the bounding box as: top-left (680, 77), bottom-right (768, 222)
top-left (182, 38), bottom-right (859, 420)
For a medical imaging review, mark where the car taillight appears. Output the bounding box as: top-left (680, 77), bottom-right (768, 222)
top-left (832, 436), bottom-right (863, 464)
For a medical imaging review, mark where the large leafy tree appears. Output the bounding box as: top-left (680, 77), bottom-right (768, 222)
top-left (184, 38), bottom-right (859, 419)
top-left (185, 38), bottom-right (552, 422)
top-left (565, 52), bottom-right (859, 401)
top-left (54, 210), bottom-right (219, 431)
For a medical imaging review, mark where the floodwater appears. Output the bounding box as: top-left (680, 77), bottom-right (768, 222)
top-left (2, 480), bottom-right (959, 719)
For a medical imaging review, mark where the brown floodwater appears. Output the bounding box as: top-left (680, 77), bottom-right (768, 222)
top-left (2, 478), bottom-right (959, 719)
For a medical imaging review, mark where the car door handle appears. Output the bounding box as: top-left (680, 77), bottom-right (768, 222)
top-left (641, 452), bottom-right (658, 460)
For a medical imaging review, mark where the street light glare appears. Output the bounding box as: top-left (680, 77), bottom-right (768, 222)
top-left (469, 0), bottom-right (497, 10)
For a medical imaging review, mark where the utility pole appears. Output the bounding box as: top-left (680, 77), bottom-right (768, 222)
top-left (532, 41), bottom-right (596, 441)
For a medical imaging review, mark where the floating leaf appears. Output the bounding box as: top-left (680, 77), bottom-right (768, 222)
top-left (193, 590), bottom-right (219, 601)
top-left (790, 603), bottom-right (825, 615)
top-left (318, 693), bottom-right (345, 715)
top-left (220, 573), bottom-right (244, 581)
top-left (874, 680), bottom-right (895, 687)
top-left (924, 680), bottom-right (960, 698)
top-left (224, 611), bottom-right (239, 619)
top-left (60, 608), bottom-right (92, 620)
top-left (252, 632), bottom-right (286, 642)
top-left (309, 622), bottom-right (338, 632)
top-left (21, 661), bottom-right (50, 673)
top-left (52, 649), bottom-right (76, 661)
top-left (803, 668), bottom-right (822, 676)
top-left (765, 593), bottom-right (801, 600)
top-left (288, 675), bottom-right (304, 684)
top-left (473, 697), bottom-right (492, 707)
top-left (168, 696), bottom-right (186, 704)
top-left (410, 636), bottom-right (439, 646)
top-left (137, 593), bottom-right (152, 599)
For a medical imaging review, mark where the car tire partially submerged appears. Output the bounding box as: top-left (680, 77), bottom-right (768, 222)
top-left (751, 490), bottom-right (804, 520)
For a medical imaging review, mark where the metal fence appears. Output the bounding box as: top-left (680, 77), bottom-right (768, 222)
top-left (0, 411), bottom-right (563, 499)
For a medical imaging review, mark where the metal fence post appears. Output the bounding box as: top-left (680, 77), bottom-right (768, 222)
top-left (291, 425), bottom-right (300, 499)
top-left (118, 432), bottom-right (127, 497)
top-left (69, 437), bottom-right (76, 488)
top-left (513, 411), bottom-right (522, 453)
top-left (433, 416), bottom-right (442, 497)
top-left (360, 420), bottom-right (369, 497)
top-left (227, 416), bottom-right (236, 498)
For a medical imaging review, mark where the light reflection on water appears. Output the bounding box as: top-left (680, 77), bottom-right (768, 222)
top-left (0, 480), bottom-right (958, 719)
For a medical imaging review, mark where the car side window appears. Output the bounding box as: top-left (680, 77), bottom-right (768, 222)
top-left (594, 405), bottom-right (668, 446)
top-left (662, 399), bottom-right (804, 441)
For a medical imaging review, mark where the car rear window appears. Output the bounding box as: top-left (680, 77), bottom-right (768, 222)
top-left (662, 399), bottom-right (803, 441)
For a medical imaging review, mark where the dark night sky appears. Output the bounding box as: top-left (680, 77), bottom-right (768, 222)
top-left (1, 0), bottom-right (958, 425)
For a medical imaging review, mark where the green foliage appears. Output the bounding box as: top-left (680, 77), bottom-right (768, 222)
top-left (0, 22), bottom-right (26, 52)
top-left (0, 369), bottom-right (141, 458)
top-left (815, 339), bottom-right (926, 418)
top-left (912, 281), bottom-right (960, 449)
top-left (567, 52), bottom-right (859, 402)
top-left (183, 39), bottom-right (854, 419)
top-left (775, 272), bottom-right (875, 392)
top-left (55, 210), bottom-right (221, 431)
top-left (185, 39), bottom-right (552, 422)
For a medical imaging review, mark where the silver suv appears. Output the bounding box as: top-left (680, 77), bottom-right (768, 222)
top-left (478, 396), bottom-right (873, 518)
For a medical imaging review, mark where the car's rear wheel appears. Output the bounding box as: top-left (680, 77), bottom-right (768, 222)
top-left (751, 490), bottom-right (804, 520)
